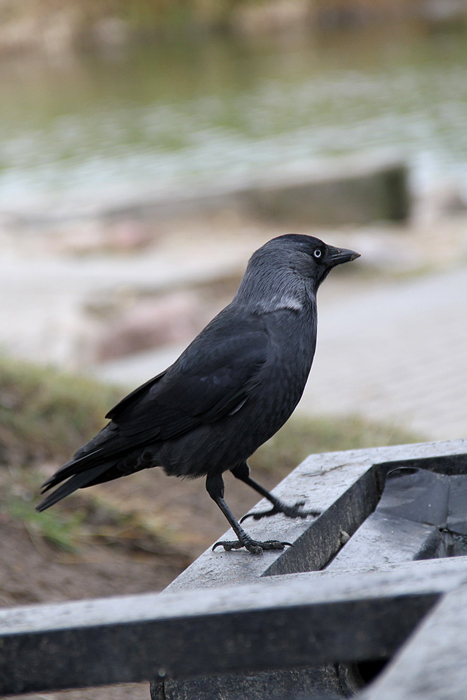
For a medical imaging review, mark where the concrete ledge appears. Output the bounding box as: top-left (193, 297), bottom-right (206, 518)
top-left (3, 152), bottom-right (410, 227)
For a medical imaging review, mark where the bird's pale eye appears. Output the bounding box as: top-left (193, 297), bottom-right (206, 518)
top-left (313, 249), bottom-right (322, 259)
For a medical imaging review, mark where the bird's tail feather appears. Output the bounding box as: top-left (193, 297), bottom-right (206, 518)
top-left (40, 448), bottom-right (111, 493)
top-left (36, 462), bottom-right (114, 512)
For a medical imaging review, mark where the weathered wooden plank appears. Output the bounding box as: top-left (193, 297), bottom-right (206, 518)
top-left (361, 582), bottom-right (467, 700)
top-left (165, 439), bottom-right (467, 592)
top-left (1, 557), bottom-right (467, 695)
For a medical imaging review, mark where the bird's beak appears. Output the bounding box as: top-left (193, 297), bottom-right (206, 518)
top-left (327, 246), bottom-right (361, 267)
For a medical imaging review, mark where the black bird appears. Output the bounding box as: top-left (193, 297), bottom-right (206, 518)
top-left (37, 235), bottom-right (359, 554)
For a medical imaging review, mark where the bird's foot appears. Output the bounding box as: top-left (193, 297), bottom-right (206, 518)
top-left (212, 538), bottom-right (293, 555)
top-left (240, 499), bottom-right (320, 523)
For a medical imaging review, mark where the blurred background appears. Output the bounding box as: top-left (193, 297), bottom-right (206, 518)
top-left (0, 4), bottom-right (467, 691)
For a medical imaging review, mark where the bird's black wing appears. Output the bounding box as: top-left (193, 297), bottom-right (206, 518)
top-left (108, 319), bottom-right (270, 442)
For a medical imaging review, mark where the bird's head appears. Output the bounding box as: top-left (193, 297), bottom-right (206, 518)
top-left (240, 234), bottom-right (360, 302)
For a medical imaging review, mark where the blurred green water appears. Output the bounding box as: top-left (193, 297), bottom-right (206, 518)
top-left (0, 25), bottom-right (466, 211)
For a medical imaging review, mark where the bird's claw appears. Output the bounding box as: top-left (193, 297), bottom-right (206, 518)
top-left (212, 539), bottom-right (294, 555)
top-left (240, 499), bottom-right (320, 523)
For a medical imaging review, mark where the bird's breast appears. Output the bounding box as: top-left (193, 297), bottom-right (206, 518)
top-left (254, 308), bottom-right (317, 422)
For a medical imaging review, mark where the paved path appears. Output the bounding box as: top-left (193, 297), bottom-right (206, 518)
top-left (97, 266), bottom-right (467, 442)
top-left (300, 266), bottom-right (467, 441)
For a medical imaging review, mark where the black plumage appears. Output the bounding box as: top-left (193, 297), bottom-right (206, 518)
top-left (37, 234), bottom-right (359, 554)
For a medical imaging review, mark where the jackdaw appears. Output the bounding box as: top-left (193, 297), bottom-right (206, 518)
top-left (37, 234), bottom-right (359, 554)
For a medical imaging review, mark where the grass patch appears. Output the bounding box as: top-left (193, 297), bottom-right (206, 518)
top-left (0, 463), bottom-right (179, 555)
top-left (0, 356), bottom-right (123, 466)
top-left (6, 496), bottom-right (86, 552)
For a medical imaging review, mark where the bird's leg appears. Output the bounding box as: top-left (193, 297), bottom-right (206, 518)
top-left (207, 472), bottom-right (293, 555)
top-left (231, 462), bottom-right (320, 523)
